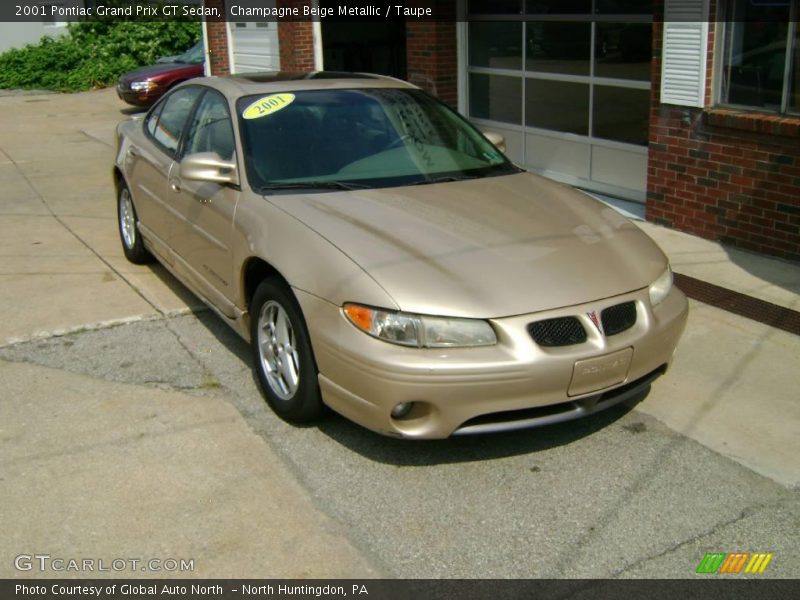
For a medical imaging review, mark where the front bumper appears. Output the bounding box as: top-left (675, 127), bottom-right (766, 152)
top-left (116, 84), bottom-right (161, 107)
top-left (297, 286), bottom-right (688, 439)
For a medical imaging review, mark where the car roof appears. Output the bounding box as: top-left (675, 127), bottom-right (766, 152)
top-left (189, 71), bottom-right (418, 97)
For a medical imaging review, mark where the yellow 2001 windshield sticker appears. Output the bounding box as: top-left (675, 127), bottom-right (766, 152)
top-left (242, 93), bottom-right (295, 120)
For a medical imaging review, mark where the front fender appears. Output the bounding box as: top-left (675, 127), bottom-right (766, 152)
top-left (232, 193), bottom-right (399, 313)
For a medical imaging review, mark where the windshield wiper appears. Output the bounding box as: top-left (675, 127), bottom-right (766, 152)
top-left (257, 181), bottom-right (371, 194)
top-left (408, 174), bottom-right (483, 186)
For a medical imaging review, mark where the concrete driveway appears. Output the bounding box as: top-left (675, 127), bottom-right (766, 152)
top-left (0, 89), bottom-right (381, 578)
top-left (0, 88), bottom-right (798, 579)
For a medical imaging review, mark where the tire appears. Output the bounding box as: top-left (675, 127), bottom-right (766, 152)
top-left (250, 278), bottom-right (324, 422)
top-left (117, 183), bottom-right (152, 264)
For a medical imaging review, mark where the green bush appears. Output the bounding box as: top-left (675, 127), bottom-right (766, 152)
top-left (0, 21), bottom-right (201, 92)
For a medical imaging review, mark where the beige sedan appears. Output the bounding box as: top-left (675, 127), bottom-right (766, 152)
top-left (113, 72), bottom-right (687, 439)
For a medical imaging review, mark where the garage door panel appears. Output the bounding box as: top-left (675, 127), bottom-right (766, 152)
top-left (230, 22), bottom-right (280, 73)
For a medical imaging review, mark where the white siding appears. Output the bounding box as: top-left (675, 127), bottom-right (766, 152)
top-left (0, 22), bottom-right (68, 54)
top-left (660, 0), bottom-right (710, 107)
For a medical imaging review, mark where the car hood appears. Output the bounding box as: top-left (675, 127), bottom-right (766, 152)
top-left (267, 172), bottom-right (668, 318)
top-left (119, 62), bottom-right (202, 83)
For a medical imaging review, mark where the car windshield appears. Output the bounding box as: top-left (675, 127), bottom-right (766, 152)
top-left (235, 88), bottom-right (518, 192)
top-left (175, 42), bottom-right (204, 64)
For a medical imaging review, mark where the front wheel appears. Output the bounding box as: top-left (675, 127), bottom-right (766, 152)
top-left (250, 278), bottom-right (324, 422)
top-left (117, 183), bottom-right (152, 264)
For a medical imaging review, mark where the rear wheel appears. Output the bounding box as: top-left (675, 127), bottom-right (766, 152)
top-left (250, 278), bottom-right (324, 422)
top-left (117, 183), bottom-right (152, 264)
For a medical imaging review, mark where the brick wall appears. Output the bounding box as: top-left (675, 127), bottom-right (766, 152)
top-left (647, 2), bottom-right (800, 262)
top-left (204, 0), bottom-right (229, 75)
top-left (277, 0), bottom-right (315, 71)
top-left (406, 19), bottom-right (457, 108)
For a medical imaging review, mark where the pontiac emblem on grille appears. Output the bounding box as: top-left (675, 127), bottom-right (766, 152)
top-left (587, 310), bottom-right (603, 334)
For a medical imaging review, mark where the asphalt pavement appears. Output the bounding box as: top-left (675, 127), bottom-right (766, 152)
top-left (0, 88), bottom-right (798, 579)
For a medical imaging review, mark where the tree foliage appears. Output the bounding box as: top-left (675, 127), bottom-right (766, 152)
top-left (0, 20), bottom-right (201, 92)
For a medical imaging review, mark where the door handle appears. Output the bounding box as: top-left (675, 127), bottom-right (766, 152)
top-left (126, 148), bottom-right (138, 158)
top-left (170, 179), bottom-right (181, 193)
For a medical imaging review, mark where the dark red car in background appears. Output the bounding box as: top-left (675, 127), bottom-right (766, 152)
top-left (117, 41), bottom-right (205, 108)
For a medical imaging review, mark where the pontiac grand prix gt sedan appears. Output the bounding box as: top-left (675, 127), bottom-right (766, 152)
top-left (113, 72), bottom-right (687, 439)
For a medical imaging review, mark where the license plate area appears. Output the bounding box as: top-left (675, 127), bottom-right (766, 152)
top-left (568, 347), bottom-right (633, 397)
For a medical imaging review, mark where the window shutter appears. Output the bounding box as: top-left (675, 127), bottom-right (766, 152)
top-left (660, 0), bottom-right (710, 108)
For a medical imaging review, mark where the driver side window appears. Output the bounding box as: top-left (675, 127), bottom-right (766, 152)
top-left (182, 91), bottom-right (236, 162)
top-left (151, 86), bottom-right (202, 157)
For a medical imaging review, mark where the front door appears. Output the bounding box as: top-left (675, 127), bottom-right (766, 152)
top-left (169, 90), bottom-right (239, 317)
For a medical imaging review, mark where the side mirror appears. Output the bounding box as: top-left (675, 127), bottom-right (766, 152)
top-left (180, 152), bottom-right (239, 186)
top-left (483, 131), bottom-right (506, 154)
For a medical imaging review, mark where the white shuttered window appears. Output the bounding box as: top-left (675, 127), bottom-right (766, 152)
top-left (660, 0), bottom-right (710, 107)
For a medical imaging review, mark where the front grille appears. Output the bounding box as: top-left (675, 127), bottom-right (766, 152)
top-left (601, 301), bottom-right (637, 336)
top-left (528, 317), bottom-right (587, 347)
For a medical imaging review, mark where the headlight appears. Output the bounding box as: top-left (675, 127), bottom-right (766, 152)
top-left (130, 81), bottom-right (158, 92)
top-left (343, 304), bottom-right (497, 348)
top-left (649, 266), bottom-right (673, 307)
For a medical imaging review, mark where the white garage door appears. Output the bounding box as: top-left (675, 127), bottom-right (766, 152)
top-left (228, 21), bottom-right (280, 74)
top-left (462, 5), bottom-right (654, 203)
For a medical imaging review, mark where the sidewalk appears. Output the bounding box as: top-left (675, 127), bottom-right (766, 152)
top-left (594, 199), bottom-right (800, 489)
top-left (639, 220), bottom-right (800, 313)
top-left (0, 88), bottom-right (203, 347)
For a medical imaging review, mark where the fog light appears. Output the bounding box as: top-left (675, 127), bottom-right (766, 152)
top-left (391, 402), bottom-right (414, 419)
